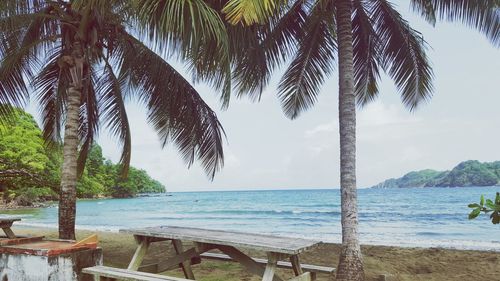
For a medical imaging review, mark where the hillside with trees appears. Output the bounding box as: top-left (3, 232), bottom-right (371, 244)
top-left (372, 161), bottom-right (500, 188)
top-left (0, 110), bottom-right (165, 207)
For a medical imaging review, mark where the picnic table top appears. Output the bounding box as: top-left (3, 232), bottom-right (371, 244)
top-left (0, 218), bottom-right (21, 222)
top-left (120, 226), bottom-right (322, 255)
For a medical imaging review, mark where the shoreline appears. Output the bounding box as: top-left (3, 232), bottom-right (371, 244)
top-left (0, 193), bottom-right (171, 211)
top-left (11, 226), bottom-right (500, 281)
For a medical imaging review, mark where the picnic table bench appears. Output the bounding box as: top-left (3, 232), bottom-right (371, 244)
top-left (84, 226), bottom-right (333, 281)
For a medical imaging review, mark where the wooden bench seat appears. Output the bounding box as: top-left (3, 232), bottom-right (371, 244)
top-left (82, 266), bottom-right (191, 281)
top-left (200, 252), bottom-right (335, 274)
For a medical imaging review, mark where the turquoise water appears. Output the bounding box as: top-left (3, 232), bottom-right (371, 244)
top-left (3, 187), bottom-right (500, 251)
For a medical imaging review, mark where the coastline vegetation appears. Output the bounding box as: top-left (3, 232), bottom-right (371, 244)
top-left (372, 160), bottom-right (500, 188)
top-left (0, 109), bottom-right (165, 208)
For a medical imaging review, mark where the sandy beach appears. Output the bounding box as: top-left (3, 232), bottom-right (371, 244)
top-left (12, 226), bottom-right (500, 281)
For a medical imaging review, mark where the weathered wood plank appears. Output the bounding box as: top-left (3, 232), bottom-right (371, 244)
top-left (200, 252), bottom-right (335, 274)
top-left (0, 222), bottom-right (14, 228)
top-left (217, 245), bottom-right (283, 281)
top-left (120, 226), bottom-right (321, 255)
top-left (83, 266), bottom-right (190, 281)
top-left (0, 218), bottom-right (21, 222)
top-left (262, 252), bottom-right (279, 281)
top-left (2, 227), bottom-right (16, 239)
top-left (128, 238), bottom-right (150, 270)
top-left (193, 242), bottom-right (217, 253)
top-left (171, 239), bottom-right (195, 280)
top-left (139, 241), bottom-right (216, 273)
top-left (139, 247), bottom-right (198, 273)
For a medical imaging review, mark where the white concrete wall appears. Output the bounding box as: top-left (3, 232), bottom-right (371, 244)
top-left (0, 248), bottom-right (102, 281)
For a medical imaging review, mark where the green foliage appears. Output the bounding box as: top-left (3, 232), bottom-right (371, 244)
top-left (0, 110), bottom-right (165, 204)
top-left (436, 160), bottom-right (498, 187)
top-left (468, 193), bottom-right (500, 224)
top-left (78, 147), bottom-right (165, 199)
top-left (372, 161), bottom-right (500, 188)
top-left (0, 109), bottom-right (58, 204)
top-left (0, 109), bottom-right (49, 172)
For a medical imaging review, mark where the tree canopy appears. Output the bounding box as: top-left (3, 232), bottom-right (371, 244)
top-left (0, 109), bottom-right (165, 206)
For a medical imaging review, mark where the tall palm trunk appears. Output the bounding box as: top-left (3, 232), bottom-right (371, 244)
top-left (59, 43), bottom-right (84, 240)
top-left (335, 0), bottom-right (364, 280)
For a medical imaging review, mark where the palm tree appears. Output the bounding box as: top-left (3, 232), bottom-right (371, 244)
top-left (0, 0), bottom-right (229, 240)
top-left (221, 0), bottom-right (499, 280)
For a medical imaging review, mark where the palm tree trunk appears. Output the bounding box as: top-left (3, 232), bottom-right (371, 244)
top-left (335, 0), bottom-right (364, 280)
top-left (59, 45), bottom-right (84, 240)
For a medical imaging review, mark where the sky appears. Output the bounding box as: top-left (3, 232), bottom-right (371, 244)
top-left (28, 2), bottom-right (500, 192)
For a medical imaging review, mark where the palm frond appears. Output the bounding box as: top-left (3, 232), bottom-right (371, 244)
top-left (410, 0), bottom-right (437, 25)
top-left (134, 0), bottom-right (231, 108)
top-left (32, 47), bottom-right (67, 145)
top-left (77, 65), bottom-right (100, 178)
top-left (96, 61), bottom-right (131, 177)
top-left (262, 0), bottom-right (307, 72)
top-left (277, 2), bottom-right (337, 119)
top-left (0, 13), bottom-right (40, 33)
top-left (0, 0), bottom-right (45, 16)
top-left (117, 33), bottom-right (225, 179)
top-left (352, 0), bottom-right (382, 106)
top-left (231, 0), bottom-right (307, 100)
top-left (222, 0), bottom-right (281, 25)
top-left (371, 0), bottom-right (434, 110)
top-left (0, 37), bottom-right (41, 112)
top-left (0, 7), bottom-right (59, 118)
top-left (230, 25), bottom-right (269, 99)
top-left (411, 0), bottom-right (500, 47)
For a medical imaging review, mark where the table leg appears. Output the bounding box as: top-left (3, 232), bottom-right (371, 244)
top-left (2, 227), bottom-right (16, 239)
top-left (262, 252), bottom-right (279, 281)
top-left (289, 255), bottom-right (303, 276)
top-left (127, 237), bottom-right (150, 270)
top-left (172, 239), bottom-right (195, 279)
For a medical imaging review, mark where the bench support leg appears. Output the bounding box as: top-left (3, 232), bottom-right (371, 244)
top-left (172, 239), bottom-right (196, 280)
top-left (128, 237), bottom-right (150, 270)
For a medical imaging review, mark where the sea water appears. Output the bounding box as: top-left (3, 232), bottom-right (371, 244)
top-left (4, 187), bottom-right (500, 251)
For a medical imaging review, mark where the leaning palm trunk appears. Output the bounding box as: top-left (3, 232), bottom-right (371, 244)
top-left (59, 44), bottom-right (84, 240)
top-left (335, 0), bottom-right (364, 280)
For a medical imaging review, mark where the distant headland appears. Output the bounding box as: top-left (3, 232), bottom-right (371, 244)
top-left (371, 160), bottom-right (500, 188)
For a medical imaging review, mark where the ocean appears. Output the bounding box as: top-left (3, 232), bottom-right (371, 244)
top-left (3, 187), bottom-right (500, 251)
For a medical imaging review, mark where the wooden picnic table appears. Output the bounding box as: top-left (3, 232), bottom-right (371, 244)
top-left (120, 226), bottom-right (323, 281)
top-left (0, 218), bottom-right (20, 239)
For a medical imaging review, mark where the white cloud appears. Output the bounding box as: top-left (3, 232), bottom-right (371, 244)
top-left (358, 101), bottom-right (422, 128)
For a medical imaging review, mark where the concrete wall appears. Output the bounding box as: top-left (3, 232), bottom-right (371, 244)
top-left (0, 248), bottom-right (102, 281)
